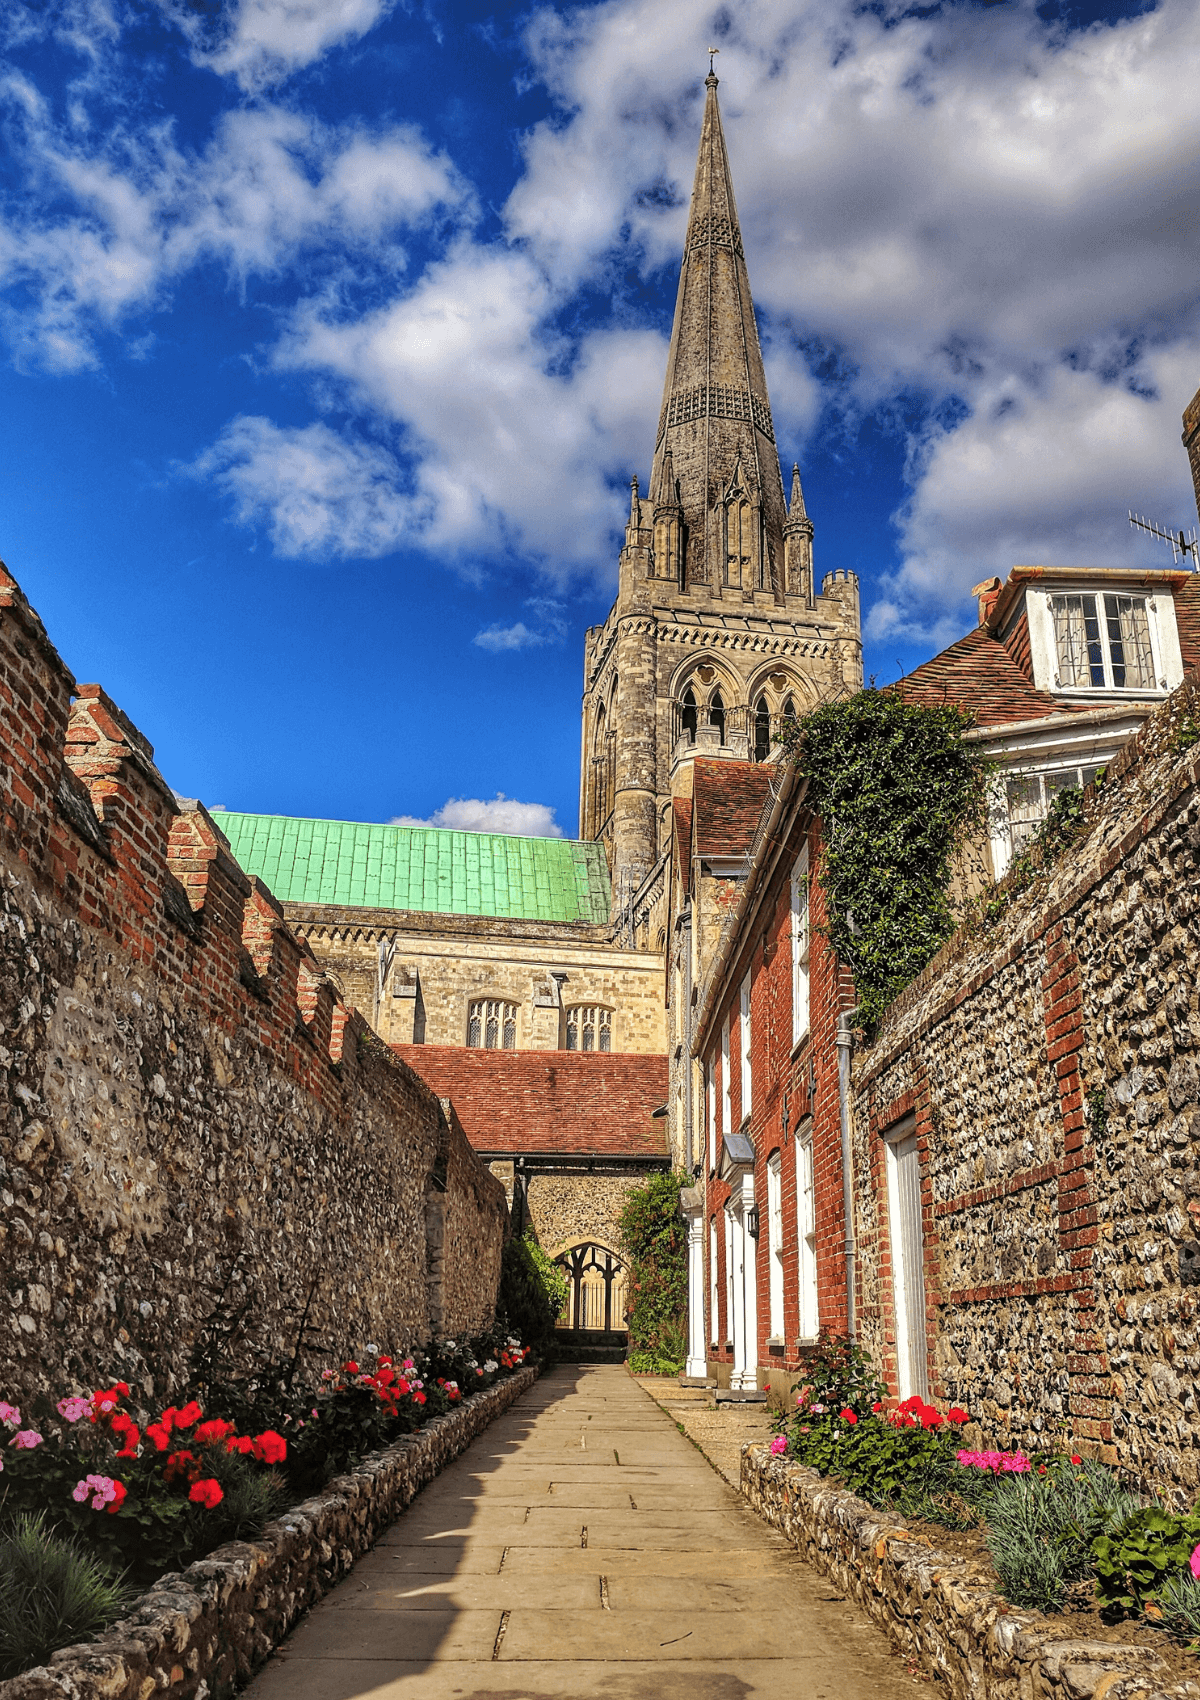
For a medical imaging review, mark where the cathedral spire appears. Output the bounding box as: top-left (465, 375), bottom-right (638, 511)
top-left (787, 463), bottom-right (808, 521)
top-left (648, 72), bottom-right (787, 595)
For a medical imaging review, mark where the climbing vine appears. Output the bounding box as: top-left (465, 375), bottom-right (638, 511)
top-left (618, 1172), bottom-right (688, 1374)
top-left (778, 688), bottom-right (992, 1032)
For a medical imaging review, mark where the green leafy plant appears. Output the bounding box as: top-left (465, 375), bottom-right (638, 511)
top-left (789, 1331), bottom-right (888, 1417)
top-left (497, 1233), bottom-right (568, 1359)
top-left (777, 689), bottom-right (992, 1029)
top-left (1092, 1506), bottom-right (1200, 1617)
top-left (1173, 713), bottom-right (1200, 753)
top-left (0, 1513), bottom-right (131, 1680)
top-left (618, 1173), bottom-right (688, 1369)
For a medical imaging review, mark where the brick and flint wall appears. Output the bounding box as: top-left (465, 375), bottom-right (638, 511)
top-left (852, 678), bottom-right (1200, 1496)
top-left (0, 564), bottom-right (508, 1408)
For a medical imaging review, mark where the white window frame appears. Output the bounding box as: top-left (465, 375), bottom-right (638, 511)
top-left (739, 972), bottom-right (752, 1123)
top-left (791, 847), bottom-right (810, 1048)
top-left (766, 1150), bottom-right (784, 1341)
top-left (884, 1114), bottom-right (929, 1402)
top-left (709, 1216), bottom-right (720, 1348)
top-left (720, 1017), bottom-right (731, 1141)
top-left (795, 1123), bottom-right (818, 1342)
top-left (706, 1061), bottom-right (716, 1172)
top-left (724, 1208), bottom-right (735, 1344)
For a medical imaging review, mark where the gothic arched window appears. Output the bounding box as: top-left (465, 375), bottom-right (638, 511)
top-left (754, 696), bottom-right (771, 763)
top-left (710, 689), bottom-right (726, 745)
top-left (566, 1006), bottom-right (612, 1052)
top-left (468, 999), bottom-right (517, 1050)
top-left (725, 500), bottom-right (752, 589)
top-left (782, 696), bottom-right (796, 720)
top-left (681, 686), bottom-right (698, 745)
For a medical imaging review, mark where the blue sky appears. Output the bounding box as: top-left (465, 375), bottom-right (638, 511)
top-left (2, 0), bottom-right (1197, 839)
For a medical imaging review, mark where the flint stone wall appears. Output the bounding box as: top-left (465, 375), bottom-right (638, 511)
top-left (0, 563), bottom-right (507, 1407)
top-left (0, 1364), bottom-right (538, 1700)
top-left (743, 1443), bottom-right (1193, 1700)
top-left (852, 679), bottom-right (1200, 1499)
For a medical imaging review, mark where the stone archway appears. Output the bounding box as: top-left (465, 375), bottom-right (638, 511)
top-left (553, 1241), bottom-right (628, 1336)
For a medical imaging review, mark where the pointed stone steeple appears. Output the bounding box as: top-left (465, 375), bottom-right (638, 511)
top-left (648, 72), bottom-right (788, 595)
top-left (784, 462), bottom-right (815, 607)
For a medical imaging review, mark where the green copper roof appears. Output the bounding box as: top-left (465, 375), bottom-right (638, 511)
top-left (214, 812), bottom-right (612, 924)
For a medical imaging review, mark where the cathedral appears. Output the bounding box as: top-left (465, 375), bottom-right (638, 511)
top-left (220, 72), bottom-right (862, 1331)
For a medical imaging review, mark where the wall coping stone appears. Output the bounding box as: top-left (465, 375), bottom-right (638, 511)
top-left (0, 1365), bottom-right (539, 1700)
top-left (741, 1442), bottom-right (1200, 1700)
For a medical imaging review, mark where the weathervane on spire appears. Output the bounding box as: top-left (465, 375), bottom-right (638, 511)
top-left (708, 45), bottom-right (720, 74)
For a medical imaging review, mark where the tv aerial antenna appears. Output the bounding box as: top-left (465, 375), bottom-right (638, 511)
top-left (1128, 510), bottom-right (1199, 566)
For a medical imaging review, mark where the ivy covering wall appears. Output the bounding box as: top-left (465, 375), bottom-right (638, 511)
top-left (780, 688), bottom-right (992, 1030)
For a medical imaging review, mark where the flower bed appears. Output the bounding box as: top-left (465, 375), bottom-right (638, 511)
top-left (0, 1332), bottom-right (533, 1681)
top-left (0, 1362), bottom-right (538, 1700)
top-left (752, 1335), bottom-right (1200, 1695)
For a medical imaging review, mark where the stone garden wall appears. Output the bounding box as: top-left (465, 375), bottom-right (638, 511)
top-left (852, 678), bottom-right (1200, 1498)
top-left (0, 563), bottom-right (508, 1409)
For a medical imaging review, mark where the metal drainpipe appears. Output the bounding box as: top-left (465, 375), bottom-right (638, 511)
top-left (836, 1008), bottom-right (860, 1340)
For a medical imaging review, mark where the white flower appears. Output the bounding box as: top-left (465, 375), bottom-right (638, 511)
top-left (484, 1360), bottom-right (498, 1374)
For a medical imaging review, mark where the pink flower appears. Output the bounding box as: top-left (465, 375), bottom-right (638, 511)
top-left (0, 1403), bottom-right (20, 1428)
top-left (770, 1435), bottom-right (788, 1456)
top-left (57, 1397), bottom-right (91, 1424)
top-left (1190, 1545), bottom-right (1200, 1582)
top-left (73, 1473), bottom-right (119, 1510)
top-left (11, 1430), bottom-right (42, 1449)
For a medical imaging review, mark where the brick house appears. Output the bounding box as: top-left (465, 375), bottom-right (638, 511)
top-left (681, 396), bottom-right (1200, 1403)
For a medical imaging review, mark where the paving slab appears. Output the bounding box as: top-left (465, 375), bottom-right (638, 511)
top-left (242, 1364), bottom-right (918, 1700)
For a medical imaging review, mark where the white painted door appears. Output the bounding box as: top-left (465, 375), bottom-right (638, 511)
top-left (885, 1122), bottom-right (929, 1401)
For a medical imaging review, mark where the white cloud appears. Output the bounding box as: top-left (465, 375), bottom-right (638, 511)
top-left (275, 258), bottom-right (667, 576)
top-left (186, 416), bottom-right (417, 558)
top-left (391, 794), bottom-right (564, 837)
top-left (163, 0), bottom-right (396, 92)
top-left (0, 89), bottom-right (466, 370)
top-left (474, 597), bottom-right (567, 651)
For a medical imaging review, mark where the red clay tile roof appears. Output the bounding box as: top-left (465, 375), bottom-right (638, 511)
top-left (672, 797), bottom-right (693, 892)
top-left (894, 626), bottom-right (1076, 727)
top-left (392, 1047), bottom-right (669, 1158)
top-left (691, 758), bottom-right (772, 857)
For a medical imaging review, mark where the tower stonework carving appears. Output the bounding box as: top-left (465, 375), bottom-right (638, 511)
top-left (580, 73), bottom-right (863, 913)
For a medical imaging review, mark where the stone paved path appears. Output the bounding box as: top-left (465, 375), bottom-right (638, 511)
top-left (243, 1364), bottom-right (917, 1700)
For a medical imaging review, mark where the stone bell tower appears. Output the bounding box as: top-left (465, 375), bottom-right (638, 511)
top-left (580, 71), bottom-right (863, 923)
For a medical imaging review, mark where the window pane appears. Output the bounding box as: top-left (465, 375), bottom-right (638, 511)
top-left (503, 1013), bottom-right (516, 1049)
top-left (582, 1026), bottom-right (594, 1051)
top-left (1044, 769), bottom-right (1082, 801)
top-left (1052, 595), bottom-right (1088, 686)
top-left (566, 1020), bottom-right (578, 1050)
top-left (1105, 594), bottom-right (1154, 690)
top-left (599, 1024), bottom-right (610, 1053)
top-left (1082, 594), bottom-right (1104, 685)
top-left (468, 1014), bottom-right (481, 1047)
top-left (486, 1015), bottom-right (498, 1049)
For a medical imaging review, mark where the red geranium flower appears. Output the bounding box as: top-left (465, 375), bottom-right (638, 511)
top-left (252, 1430), bottom-right (287, 1465)
top-left (947, 1407), bottom-right (970, 1424)
top-left (146, 1422), bottom-right (171, 1452)
top-left (164, 1450), bottom-right (198, 1486)
top-left (174, 1402), bottom-right (203, 1429)
top-left (921, 1408), bottom-right (943, 1429)
top-left (871, 1402), bottom-right (882, 1413)
top-left (195, 1419), bottom-right (234, 1446)
top-left (107, 1480), bottom-right (127, 1514)
top-left (414, 1392), bottom-right (426, 1405)
top-left (114, 1425), bottom-right (141, 1458)
top-left (839, 1408), bottom-right (857, 1424)
top-left (226, 1435), bottom-right (254, 1455)
top-left (189, 1478), bottom-right (224, 1509)
top-left (342, 1361), bottom-right (359, 1376)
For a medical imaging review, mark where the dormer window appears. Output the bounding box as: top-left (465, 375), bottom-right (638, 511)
top-left (1051, 593), bottom-right (1155, 691)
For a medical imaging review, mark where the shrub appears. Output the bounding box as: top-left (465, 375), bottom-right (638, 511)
top-left (0, 1513), bottom-right (131, 1680)
top-left (497, 1233), bottom-right (568, 1358)
top-left (1092, 1507), bottom-right (1200, 1618)
top-left (618, 1173), bottom-right (688, 1367)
